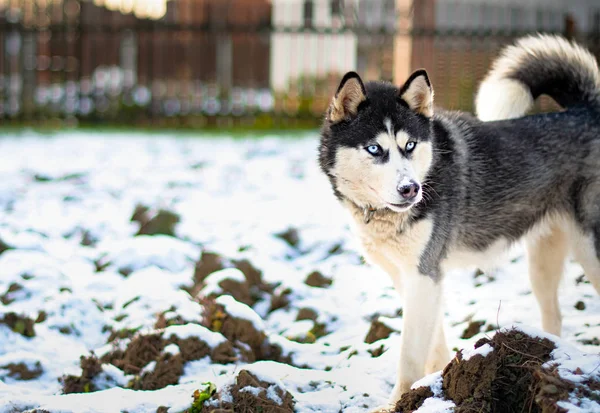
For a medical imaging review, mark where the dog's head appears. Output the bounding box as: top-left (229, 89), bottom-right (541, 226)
top-left (318, 70), bottom-right (435, 213)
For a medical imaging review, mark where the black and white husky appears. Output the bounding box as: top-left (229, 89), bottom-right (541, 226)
top-left (318, 34), bottom-right (600, 409)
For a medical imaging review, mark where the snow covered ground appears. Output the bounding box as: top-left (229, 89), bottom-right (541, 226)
top-left (0, 132), bottom-right (598, 413)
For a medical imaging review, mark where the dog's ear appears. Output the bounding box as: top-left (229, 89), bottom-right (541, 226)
top-left (328, 72), bottom-right (367, 123)
top-left (399, 69), bottom-right (434, 117)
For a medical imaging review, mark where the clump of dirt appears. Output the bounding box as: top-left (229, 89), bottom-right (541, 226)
top-left (192, 251), bottom-right (228, 287)
top-left (200, 370), bottom-right (295, 413)
top-left (275, 227), bottom-right (301, 248)
top-left (129, 352), bottom-right (185, 391)
top-left (69, 324), bottom-right (239, 392)
top-left (0, 237), bottom-right (11, 255)
top-left (396, 386), bottom-right (434, 412)
top-left (365, 317), bottom-right (396, 344)
top-left (395, 329), bottom-right (600, 413)
top-left (269, 286), bottom-right (292, 312)
top-left (2, 361), bottom-right (43, 380)
top-left (296, 308), bottom-right (318, 321)
top-left (442, 329), bottom-right (556, 412)
top-left (305, 271), bottom-right (333, 288)
top-left (201, 298), bottom-right (290, 364)
top-left (1, 283), bottom-right (24, 305)
top-left (80, 229), bottom-right (98, 247)
top-left (0, 312), bottom-right (36, 337)
top-left (189, 251), bottom-right (274, 306)
top-left (105, 333), bottom-right (165, 374)
top-left (460, 320), bottom-right (486, 339)
top-left (61, 354), bottom-right (103, 394)
top-left (131, 204), bottom-right (180, 237)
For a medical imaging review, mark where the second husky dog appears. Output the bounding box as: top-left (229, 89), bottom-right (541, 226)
top-left (318, 34), bottom-right (600, 409)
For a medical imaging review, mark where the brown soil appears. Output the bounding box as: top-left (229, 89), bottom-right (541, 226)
top-left (105, 333), bottom-right (165, 375)
top-left (365, 318), bottom-right (396, 344)
top-left (201, 298), bottom-right (290, 364)
top-left (131, 204), bottom-right (180, 237)
top-left (61, 354), bottom-right (103, 394)
top-left (190, 252), bottom-right (273, 306)
top-left (395, 329), bottom-right (600, 413)
top-left (305, 271), bottom-right (333, 288)
top-left (67, 322), bottom-right (244, 392)
top-left (442, 329), bottom-right (556, 413)
top-left (296, 308), bottom-right (318, 321)
top-left (2, 361), bottom-right (43, 380)
top-left (1, 283), bottom-right (24, 305)
top-left (275, 227), bottom-right (301, 248)
top-left (460, 320), bottom-right (486, 339)
top-left (129, 353), bottom-right (185, 391)
top-left (193, 252), bottom-right (229, 287)
top-left (396, 386), bottom-right (434, 412)
top-left (0, 312), bottom-right (36, 337)
top-left (269, 287), bottom-right (292, 312)
top-left (0, 237), bottom-right (11, 255)
top-left (200, 370), bottom-right (295, 413)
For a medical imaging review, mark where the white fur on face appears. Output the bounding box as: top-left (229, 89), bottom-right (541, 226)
top-left (332, 128), bottom-right (433, 210)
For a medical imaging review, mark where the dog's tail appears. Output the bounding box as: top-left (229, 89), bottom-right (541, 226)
top-left (476, 34), bottom-right (600, 121)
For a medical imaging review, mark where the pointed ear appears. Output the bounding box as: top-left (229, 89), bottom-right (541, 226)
top-left (399, 69), bottom-right (434, 117)
top-left (328, 72), bottom-right (367, 123)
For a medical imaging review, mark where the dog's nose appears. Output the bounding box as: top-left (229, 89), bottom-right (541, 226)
top-left (397, 181), bottom-right (420, 200)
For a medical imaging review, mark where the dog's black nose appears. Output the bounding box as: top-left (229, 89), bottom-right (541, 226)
top-left (397, 181), bottom-right (420, 200)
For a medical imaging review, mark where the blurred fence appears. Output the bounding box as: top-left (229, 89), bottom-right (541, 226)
top-left (0, 0), bottom-right (599, 129)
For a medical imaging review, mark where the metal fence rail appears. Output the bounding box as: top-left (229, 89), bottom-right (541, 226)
top-left (0, 0), bottom-right (598, 128)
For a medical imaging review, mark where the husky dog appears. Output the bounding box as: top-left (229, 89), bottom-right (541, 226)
top-left (318, 34), bottom-right (600, 409)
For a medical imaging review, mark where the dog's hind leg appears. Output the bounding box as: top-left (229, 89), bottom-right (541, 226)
top-left (526, 225), bottom-right (567, 336)
top-left (571, 230), bottom-right (600, 295)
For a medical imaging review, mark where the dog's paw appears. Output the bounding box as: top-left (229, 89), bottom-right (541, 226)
top-left (368, 404), bottom-right (396, 413)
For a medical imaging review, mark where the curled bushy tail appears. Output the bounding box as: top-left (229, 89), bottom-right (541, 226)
top-left (476, 34), bottom-right (600, 121)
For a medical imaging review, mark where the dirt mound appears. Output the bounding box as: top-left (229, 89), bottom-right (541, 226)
top-left (65, 324), bottom-right (238, 393)
top-left (442, 330), bottom-right (555, 412)
top-left (106, 333), bottom-right (165, 374)
top-left (395, 329), bottom-right (600, 413)
top-left (1, 283), bottom-right (24, 305)
top-left (365, 317), bottom-right (397, 344)
top-left (61, 354), bottom-right (103, 394)
top-left (131, 204), bottom-right (180, 237)
top-left (460, 320), bottom-right (486, 339)
top-left (1, 361), bottom-right (43, 380)
top-left (275, 227), bottom-right (301, 248)
top-left (201, 298), bottom-right (289, 364)
top-left (199, 370), bottom-right (295, 413)
top-left (190, 252), bottom-right (274, 305)
top-left (396, 386), bottom-right (433, 412)
top-left (0, 312), bottom-right (36, 337)
top-left (305, 271), bottom-right (333, 288)
top-left (0, 237), bottom-right (11, 255)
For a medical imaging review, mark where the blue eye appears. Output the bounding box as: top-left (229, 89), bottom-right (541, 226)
top-left (405, 142), bottom-right (416, 152)
top-left (366, 145), bottom-right (382, 156)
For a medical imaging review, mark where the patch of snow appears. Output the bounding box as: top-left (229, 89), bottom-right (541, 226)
top-left (215, 295), bottom-right (265, 331)
top-left (163, 324), bottom-right (226, 348)
top-left (164, 344), bottom-right (180, 356)
top-left (239, 385), bottom-right (261, 396)
top-left (415, 397), bottom-right (456, 413)
top-left (266, 384), bottom-right (284, 404)
top-left (462, 343), bottom-right (494, 361)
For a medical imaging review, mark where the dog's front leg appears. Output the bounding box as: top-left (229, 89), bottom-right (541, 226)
top-left (389, 270), bottom-right (443, 404)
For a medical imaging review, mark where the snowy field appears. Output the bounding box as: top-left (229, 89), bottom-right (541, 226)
top-left (0, 132), bottom-right (598, 413)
